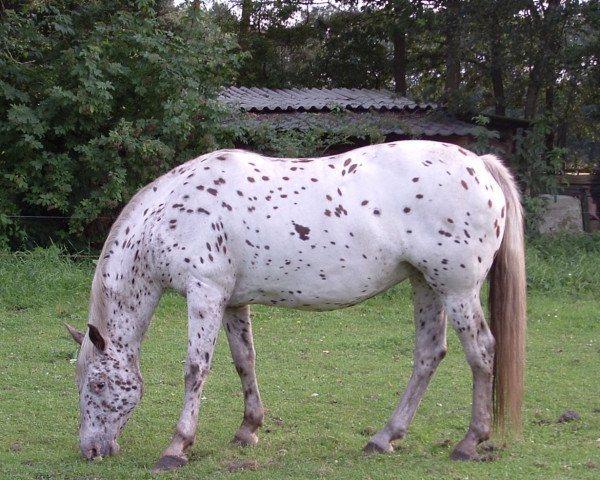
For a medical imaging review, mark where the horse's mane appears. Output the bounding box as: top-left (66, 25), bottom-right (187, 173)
top-left (79, 179), bottom-right (158, 373)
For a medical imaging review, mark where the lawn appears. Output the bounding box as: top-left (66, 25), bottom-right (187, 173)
top-left (1, 235), bottom-right (599, 479)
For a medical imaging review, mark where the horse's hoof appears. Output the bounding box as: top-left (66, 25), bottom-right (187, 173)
top-left (450, 448), bottom-right (478, 461)
top-left (363, 441), bottom-right (393, 454)
top-left (231, 431), bottom-right (259, 446)
top-left (152, 455), bottom-right (188, 472)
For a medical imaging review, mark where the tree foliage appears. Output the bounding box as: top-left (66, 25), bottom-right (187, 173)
top-left (0, 0), bottom-right (239, 248)
top-left (222, 0), bottom-right (599, 149)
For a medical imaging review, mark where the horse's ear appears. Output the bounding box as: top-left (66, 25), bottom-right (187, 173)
top-left (87, 324), bottom-right (107, 352)
top-left (65, 323), bottom-right (85, 346)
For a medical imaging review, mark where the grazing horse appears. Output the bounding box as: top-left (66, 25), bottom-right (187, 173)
top-left (66, 140), bottom-right (526, 472)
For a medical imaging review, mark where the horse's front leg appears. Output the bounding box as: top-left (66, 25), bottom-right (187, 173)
top-left (153, 282), bottom-right (226, 472)
top-left (223, 305), bottom-right (264, 446)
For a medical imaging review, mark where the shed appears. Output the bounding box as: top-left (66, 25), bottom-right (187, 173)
top-left (218, 87), bottom-right (484, 153)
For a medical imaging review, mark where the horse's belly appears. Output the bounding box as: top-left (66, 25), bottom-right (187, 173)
top-left (228, 259), bottom-right (415, 310)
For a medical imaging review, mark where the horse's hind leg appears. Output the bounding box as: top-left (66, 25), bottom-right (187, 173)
top-left (223, 305), bottom-right (264, 446)
top-left (442, 291), bottom-right (495, 460)
top-left (365, 273), bottom-right (447, 453)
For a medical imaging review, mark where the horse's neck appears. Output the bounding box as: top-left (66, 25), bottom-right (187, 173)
top-left (91, 228), bottom-right (161, 349)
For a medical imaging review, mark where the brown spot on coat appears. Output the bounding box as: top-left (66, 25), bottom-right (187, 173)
top-left (293, 222), bottom-right (311, 241)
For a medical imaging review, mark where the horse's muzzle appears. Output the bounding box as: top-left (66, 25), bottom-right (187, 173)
top-left (81, 439), bottom-right (120, 460)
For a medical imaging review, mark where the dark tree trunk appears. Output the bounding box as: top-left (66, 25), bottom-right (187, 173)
top-left (393, 25), bottom-right (407, 95)
top-left (238, 0), bottom-right (253, 47)
top-left (444, 0), bottom-right (461, 97)
top-left (545, 82), bottom-right (556, 150)
top-left (490, 61), bottom-right (506, 116)
top-left (389, 0), bottom-right (412, 95)
top-left (489, 3), bottom-right (506, 116)
top-left (524, 0), bottom-right (562, 119)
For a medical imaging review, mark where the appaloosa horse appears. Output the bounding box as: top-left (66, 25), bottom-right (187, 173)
top-left (67, 140), bottom-right (526, 472)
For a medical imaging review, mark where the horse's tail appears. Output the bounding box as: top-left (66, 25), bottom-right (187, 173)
top-left (481, 154), bottom-right (527, 435)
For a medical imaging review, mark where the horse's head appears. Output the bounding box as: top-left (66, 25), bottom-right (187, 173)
top-left (67, 323), bottom-right (143, 460)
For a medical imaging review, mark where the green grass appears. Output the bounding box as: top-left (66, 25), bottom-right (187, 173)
top-left (1, 236), bottom-right (599, 479)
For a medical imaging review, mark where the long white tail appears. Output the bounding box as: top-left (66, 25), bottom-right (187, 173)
top-left (481, 154), bottom-right (527, 434)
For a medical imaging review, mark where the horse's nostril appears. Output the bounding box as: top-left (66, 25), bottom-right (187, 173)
top-left (86, 446), bottom-right (99, 459)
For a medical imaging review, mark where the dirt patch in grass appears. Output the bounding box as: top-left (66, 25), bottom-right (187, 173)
top-left (223, 459), bottom-right (274, 472)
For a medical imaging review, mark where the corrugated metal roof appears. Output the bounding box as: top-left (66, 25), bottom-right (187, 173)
top-left (218, 87), bottom-right (480, 138)
top-left (219, 87), bottom-right (436, 113)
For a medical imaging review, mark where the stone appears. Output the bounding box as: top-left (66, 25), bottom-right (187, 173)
top-left (538, 194), bottom-right (583, 234)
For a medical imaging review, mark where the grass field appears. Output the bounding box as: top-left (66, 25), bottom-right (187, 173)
top-left (1, 234), bottom-right (599, 479)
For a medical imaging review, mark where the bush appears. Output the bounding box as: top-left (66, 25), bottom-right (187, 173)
top-left (229, 111), bottom-right (386, 158)
top-left (0, 1), bottom-right (239, 249)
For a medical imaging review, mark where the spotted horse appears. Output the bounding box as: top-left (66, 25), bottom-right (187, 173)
top-left (66, 140), bottom-right (526, 472)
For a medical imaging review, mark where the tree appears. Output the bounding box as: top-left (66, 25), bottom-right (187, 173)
top-left (0, 0), bottom-right (239, 248)
top-left (360, 0), bottom-right (425, 95)
top-left (442, 0), bottom-right (462, 99)
top-left (523, 0), bottom-right (568, 120)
